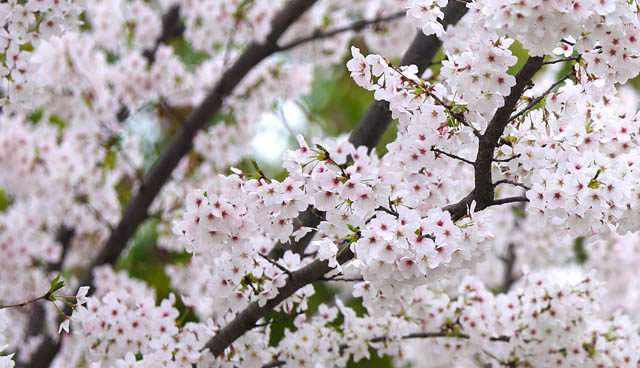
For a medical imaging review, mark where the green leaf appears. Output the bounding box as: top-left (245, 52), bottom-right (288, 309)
top-left (104, 150), bottom-right (117, 170)
top-left (250, 158), bottom-right (261, 173)
top-left (0, 189), bottom-right (11, 213)
top-left (49, 274), bottom-right (65, 293)
top-left (172, 38), bottom-right (209, 67)
top-left (27, 109), bottom-right (43, 125)
top-left (48, 115), bottom-right (67, 131)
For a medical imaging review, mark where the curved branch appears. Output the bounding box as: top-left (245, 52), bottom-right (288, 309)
top-left (473, 56), bottom-right (544, 210)
top-left (24, 1), bottom-right (318, 367)
top-left (205, 19), bottom-right (552, 368)
top-left (205, 244), bottom-right (354, 356)
top-left (204, 189), bottom-right (517, 357)
top-left (277, 10), bottom-right (405, 52)
top-left (491, 196), bottom-right (529, 206)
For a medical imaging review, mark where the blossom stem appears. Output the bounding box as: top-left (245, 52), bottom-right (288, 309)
top-left (431, 147), bottom-right (474, 165)
top-left (0, 295), bottom-right (47, 310)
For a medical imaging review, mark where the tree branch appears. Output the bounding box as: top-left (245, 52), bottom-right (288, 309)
top-left (442, 56), bottom-right (545, 220)
top-left (509, 72), bottom-right (572, 123)
top-left (277, 10), bottom-right (405, 52)
top-left (473, 56), bottom-right (544, 210)
top-left (491, 196), bottom-right (529, 206)
top-left (493, 179), bottom-right (530, 191)
top-left (143, 5), bottom-right (184, 64)
top-left (205, 242), bottom-right (355, 356)
top-left (431, 147), bottom-right (474, 165)
top-left (204, 184), bottom-right (520, 357)
top-left (348, 0), bottom-right (469, 151)
top-left (268, 0), bottom-right (469, 260)
top-left (542, 56), bottom-right (580, 65)
top-left (24, 1), bottom-right (318, 366)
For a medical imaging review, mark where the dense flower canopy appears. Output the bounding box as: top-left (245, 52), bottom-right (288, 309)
top-left (1, 0), bottom-right (640, 367)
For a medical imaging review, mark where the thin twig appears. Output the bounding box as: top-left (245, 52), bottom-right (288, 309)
top-left (375, 205), bottom-right (399, 217)
top-left (259, 253), bottom-right (293, 277)
top-left (493, 179), bottom-right (531, 191)
top-left (542, 56), bottom-right (580, 65)
top-left (509, 72), bottom-right (572, 122)
top-left (491, 196), bottom-right (529, 206)
top-left (277, 10), bottom-right (405, 51)
top-left (492, 154), bottom-right (520, 163)
top-left (0, 294), bottom-right (48, 310)
top-left (431, 147), bottom-right (474, 165)
top-left (321, 277), bottom-right (364, 282)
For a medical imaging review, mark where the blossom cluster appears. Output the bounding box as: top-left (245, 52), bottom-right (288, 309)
top-left (59, 267), bottom-right (212, 367)
top-left (4, 0), bottom-right (640, 367)
top-left (266, 271), bottom-right (640, 368)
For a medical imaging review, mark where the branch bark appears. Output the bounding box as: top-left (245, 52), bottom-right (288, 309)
top-left (24, 1), bottom-right (318, 367)
top-left (143, 5), bottom-right (184, 64)
top-left (445, 56), bottom-right (544, 220)
top-left (473, 56), bottom-right (544, 209)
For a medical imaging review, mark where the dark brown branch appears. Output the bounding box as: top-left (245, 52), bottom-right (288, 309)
top-left (204, 181), bottom-right (518, 357)
top-left (24, 1), bottom-right (318, 367)
top-left (491, 196), bottom-right (529, 206)
top-left (277, 10), bottom-right (405, 52)
top-left (442, 57), bottom-right (544, 220)
top-left (493, 179), bottom-right (530, 191)
top-left (348, 0), bottom-right (469, 151)
top-left (473, 56), bottom-right (544, 210)
top-left (205, 242), bottom-right (355, 356)
top-left (431, 147), bottom-right (474, 165)
top-left (492, 154), bottom-right (520, 163)
top-left (263, 361), bottom-right (287, 368)
top-left (542, 56), bottom-right (580, 65)
top-left (369, 331), bottom-right (511, 344)
top-left (143, 5), bottom-right (184, 64)
top-left (320, 276), bottom-right (364, 282)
